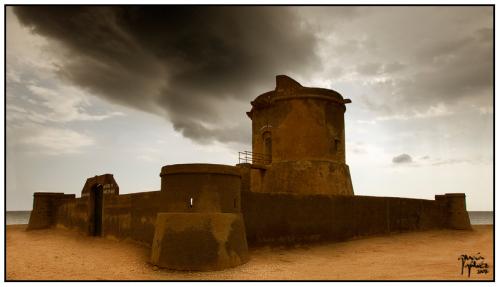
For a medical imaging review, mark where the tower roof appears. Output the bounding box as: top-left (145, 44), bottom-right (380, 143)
top-left (250, 75), bottom-right (351, 108)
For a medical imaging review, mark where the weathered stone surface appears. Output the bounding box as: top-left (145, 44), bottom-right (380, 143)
top-left (81, 174), bottom-right (119, 198)
top-left (27, 192), bottom-right (75, 230)
top-left (160, 164), bottom-right (241, 213)
top-left (446, 194), bottom-right (472, 230)
top-left (241, 192), bottom-right (456, 245)
top-left (247, 75), bottom-right (354, 196)
top-left (262, 160), bottom-right (354, 195)
top-left (436, 193), bottom-right (472, 230)
top-left (150, 212), bottom-right (249, 271)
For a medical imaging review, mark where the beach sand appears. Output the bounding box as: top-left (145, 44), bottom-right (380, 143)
top-left (6, 224), bottom-right (493, 280)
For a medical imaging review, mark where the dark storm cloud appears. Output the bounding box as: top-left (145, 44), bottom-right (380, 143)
top-left (392, 153), bottom-right (412, 164)
top-left (13, 6), bottom-right (320, 144)
top-left (413, 27), bottom-right (493, 99)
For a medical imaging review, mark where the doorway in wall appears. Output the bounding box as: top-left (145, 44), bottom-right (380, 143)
top-left (91, 184), bottom-right (103, 236)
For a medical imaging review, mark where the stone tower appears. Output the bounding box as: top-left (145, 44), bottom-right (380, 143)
top-left (246, 75), bottom-right (354, 196)
top-left (151, 164), bottom-right (249, 270)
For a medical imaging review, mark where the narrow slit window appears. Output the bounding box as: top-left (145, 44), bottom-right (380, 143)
top-left (189, 197), bottom-right (194, 208)
top-left (333, 138), bottom-right (341, 152)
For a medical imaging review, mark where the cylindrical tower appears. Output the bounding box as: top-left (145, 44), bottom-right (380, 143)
top-left (159, 163), bottom-right (241, 213)
top-left (246, 75), bottom-right (354, 196)
top-left (152, 164), bottom-right (249, 271)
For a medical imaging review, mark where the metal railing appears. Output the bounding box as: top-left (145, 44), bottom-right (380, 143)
top-left (238, 151), bottom-right (271, 165)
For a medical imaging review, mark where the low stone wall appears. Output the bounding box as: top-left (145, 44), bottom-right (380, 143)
top-left (241, 192), bottom-right (465, 245)
top-left (53, 191), bottom-right (240, 246)
top-left (52, 165), bottom-right (246, 247)
top-left (55, 191), bottom-right (163, 246)
top-left (27, 193), bottom-right (75, 230)
top-left (30, 189), bottom-right (470, 248)
top-left (56, 197), bottom-right (91, 233)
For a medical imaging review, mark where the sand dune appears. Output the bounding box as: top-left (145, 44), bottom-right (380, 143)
top-left (6, 224), bottom-right (493, 280)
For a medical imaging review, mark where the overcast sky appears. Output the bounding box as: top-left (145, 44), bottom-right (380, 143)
top-left (6, 6), bottom-right (493, 211)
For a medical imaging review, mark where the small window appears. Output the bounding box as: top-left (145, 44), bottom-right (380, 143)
top-left (333, 138), bottom-right (341, 152)
top-left (189, 197), bottom-right (194, 208)
top-left (262, 131), bottom-right (272, 163)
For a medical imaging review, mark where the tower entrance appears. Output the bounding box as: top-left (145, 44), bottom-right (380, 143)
top-left (90, 184), bottom-right (103, 236)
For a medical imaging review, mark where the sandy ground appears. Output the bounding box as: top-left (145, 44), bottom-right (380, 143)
top-left (6, 224), bottom-right (493, 280)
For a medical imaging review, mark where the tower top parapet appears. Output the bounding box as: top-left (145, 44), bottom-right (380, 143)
top-left (249, 75), bottom-right (351, 114)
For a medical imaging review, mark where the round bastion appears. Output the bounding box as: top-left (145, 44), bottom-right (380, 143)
top-left (159, 163), bottom-right (242, 213)
top-left (151, 163), bottom-right (249, 271)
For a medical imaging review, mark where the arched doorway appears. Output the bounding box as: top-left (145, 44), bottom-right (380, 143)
top-left (90, 184), bottom-right (103, 236)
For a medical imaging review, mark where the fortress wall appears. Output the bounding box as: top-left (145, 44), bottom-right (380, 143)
top-left (34, 188), bottom-right (467, 248)
top-left (56, 197), bottom-right (91, 233)
top-left (54, 185), bottom-right (245, 247)
top-left (128, 191), bottom-right (164, 245)
top-left (36, 187), bottom-right (467, 248)
top-left (242, 192), bottom-right (334, 243)
top-left (101, 193), bottom-right (134, 240)
top-left (55, 191), bottom-right (164, 245)
top-left (28, 193), bottom-right (75, 230)
top-left (100, 191), bottom-right (163, 245)
top-left (386, 197), bottom-right (445, 232)
top-left (50, 170), bottom-right (243, 248)
top-left (242, 192), bottom-right (448, 245)
top-left (350, 196), bottom-right (390, 236)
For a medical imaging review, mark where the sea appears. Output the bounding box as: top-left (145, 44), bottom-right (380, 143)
top-left (4, 210), bottom-right (494, 225)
